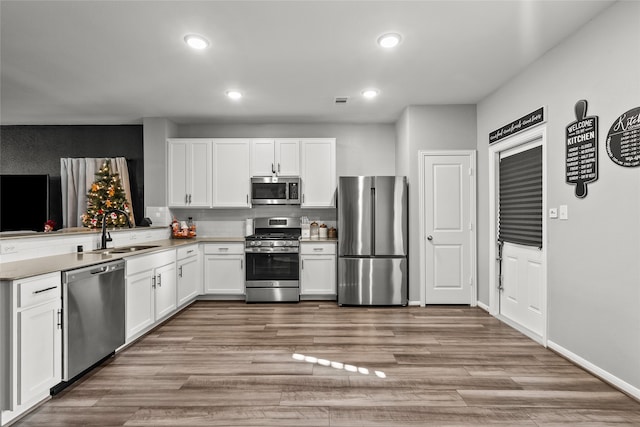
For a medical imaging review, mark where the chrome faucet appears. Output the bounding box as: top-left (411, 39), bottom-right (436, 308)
top-left (101, 209), bottom-right (132, 249)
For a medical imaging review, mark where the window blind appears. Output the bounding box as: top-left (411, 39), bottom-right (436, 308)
top-left (498, 146), bottom-right (542, 248)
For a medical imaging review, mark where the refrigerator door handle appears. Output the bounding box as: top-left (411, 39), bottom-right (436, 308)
top-left (371, 186), bottom-right (376, 255)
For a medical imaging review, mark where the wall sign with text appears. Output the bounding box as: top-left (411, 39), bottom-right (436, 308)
top-left (489, 107), bottom-right (546, 144)
top-left (606, 106), bottom-right (640, 167)
top-left (566, 100), bottom-right (598, 198)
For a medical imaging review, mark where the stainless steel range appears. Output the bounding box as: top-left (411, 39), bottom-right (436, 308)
top-left (245, 217), bottom-right (301, 303)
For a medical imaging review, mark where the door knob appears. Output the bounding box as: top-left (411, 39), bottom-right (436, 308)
top-left (427, 235), bottom-right (433, 241)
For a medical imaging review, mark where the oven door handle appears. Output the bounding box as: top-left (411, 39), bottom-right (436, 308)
top-left (245, 248), bottom-right (299, 253)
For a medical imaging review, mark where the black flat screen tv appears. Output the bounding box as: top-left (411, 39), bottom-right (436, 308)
top-left (0, 174), bottom-right (50, 232)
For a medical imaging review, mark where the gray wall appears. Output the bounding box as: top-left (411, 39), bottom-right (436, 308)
top-left (177, 122), bottom-right (396, 178)
top-left (142, 121), bottom-right (396, 226)
top-left (143, 121), bottom-right (396, 209)
top-left (143, 117), bottom-right (177, 207)
top-left (476, 1), bottom-right (640, 389)
top-left (395, 105), bottom-right (477, 302)
top-left (1, 124), bottom-right (144, 226)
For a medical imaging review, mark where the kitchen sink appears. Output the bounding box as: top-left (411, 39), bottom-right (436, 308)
top-left (96, 245), bottom-right (160, 254)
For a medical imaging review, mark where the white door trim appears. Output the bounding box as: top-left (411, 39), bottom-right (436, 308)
top-left (418, 150), bottom-right (477, 307)
top-left (488, 126), bottom-right (548, 346)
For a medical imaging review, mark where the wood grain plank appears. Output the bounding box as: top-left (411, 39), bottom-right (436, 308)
top-left (11, 301), bottom-right (640, 427)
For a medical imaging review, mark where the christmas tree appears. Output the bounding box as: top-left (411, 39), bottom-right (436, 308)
top-left (82, 160), bottom-right (131, 228)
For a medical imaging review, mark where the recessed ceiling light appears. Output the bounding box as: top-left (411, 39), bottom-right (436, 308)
top-left (362, 89), bottom-right (379, 99)
top-left (184, 34), bottom-right (209, 50)
top-left (377, 33), bottom-right (402, 48)
top-left (226, 90), bottom-right (242, 100)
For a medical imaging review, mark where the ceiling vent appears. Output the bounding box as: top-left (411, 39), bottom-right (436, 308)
top-left (334, 96), bottom-right (349, 104)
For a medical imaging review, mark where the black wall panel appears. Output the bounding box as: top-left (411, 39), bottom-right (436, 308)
top-left (0, 125), bottom-right (144, 229)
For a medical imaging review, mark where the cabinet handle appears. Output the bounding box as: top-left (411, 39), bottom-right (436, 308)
top-left (302, 194), bottom-right (305, 204)
top-left (187, 250), bottom-right (195, 255)
top-left (179, 266), bottom-right (183, 278)
top-left (57, 309), bottom-right (62, 329)
top-left (240, 260), bottom-right (243, 269)
top-left (271, 163), bottom-right (275, 173)
top-left (185, 194), bottom-right (188, 204)
top-left (246, 194), bottom-right (249, 204)
top-left (33, 285), bottom-right (57, 295)
top-left (278, 163), bottom-right (281, 173)
top-left (157, 274), bottom-right (162, 287)
top-left (313, 248), bottom-right (324, 252)
top-left (152, 275), bottom-right (156, 289)
top-left (189, 194), bottom-right (192, 204)
top-left (219, 247), bottom-right (229, 252)
top-left (301, 260), bottom-right (304, 269)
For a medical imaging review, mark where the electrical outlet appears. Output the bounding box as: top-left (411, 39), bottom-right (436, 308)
top-left (549, 208), bottom-right (558, 219)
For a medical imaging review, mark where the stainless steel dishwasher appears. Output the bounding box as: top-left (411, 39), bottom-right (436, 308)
top-left (61, 260), bottom-right (125, 384)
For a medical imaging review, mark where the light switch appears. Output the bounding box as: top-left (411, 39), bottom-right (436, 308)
top-left (559, 205), bottom-right (568, 220)
top-left (549, 208), bottom-right (558, 219)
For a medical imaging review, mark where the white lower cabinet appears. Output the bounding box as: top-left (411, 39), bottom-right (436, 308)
top-left (154, 262), bottom-right (177, 319)
top-left (300, 242), bottom-right (337, 298)
top-left (177, 245), bottom-right (201, 307)
top-left (203, 243), bottom-right (245, 295)
top-left (125, 250), bottom-right (177, 342)
top-left (1, 272), bottom-right (62, 426)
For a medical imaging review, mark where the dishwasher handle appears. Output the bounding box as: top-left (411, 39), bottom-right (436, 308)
top-left (63, 260), bottom-right (125, 283)
top-left (91, 265), bottom-right (110, 275)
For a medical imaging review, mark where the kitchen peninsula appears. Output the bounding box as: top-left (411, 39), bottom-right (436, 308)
top-left (0, 223), bottom-right (339, 426)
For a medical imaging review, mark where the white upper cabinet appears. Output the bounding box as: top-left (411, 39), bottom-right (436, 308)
top-left (251, 139), bottom-right (275, 176)
top-left (251, 139), bottom-right (299, 177)
top-left (167, 139), bottom-right (212, 207)
top-left (166, 136), bottom-right (335, 209)
top-left (275, 139), bottom-right (300, 176)
top-left (212, 139), bottom-right (251, 207)
top-left (300, 138), bottom-right (336, 207)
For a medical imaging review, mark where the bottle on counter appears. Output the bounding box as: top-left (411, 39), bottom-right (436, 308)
top-left (310, 221), bottom-right (319, 239)
top-left (319, 223), bottom-right (328, 238)
top-left (171, 217), bottom-right (180, 236)
top-left (188, 217), bottom-right (197, 237)
top-left (328, 227), bottom-right (337, 239)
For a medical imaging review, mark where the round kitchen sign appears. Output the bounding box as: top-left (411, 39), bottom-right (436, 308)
top-left (606, 106), bottom-right (640, 167)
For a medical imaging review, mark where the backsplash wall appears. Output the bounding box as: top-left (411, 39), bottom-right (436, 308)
top-left (169, 207), bottom-right (337, 237)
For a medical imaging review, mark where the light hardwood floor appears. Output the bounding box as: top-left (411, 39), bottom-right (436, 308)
top-left (14, 301), bottom-right (640, 426)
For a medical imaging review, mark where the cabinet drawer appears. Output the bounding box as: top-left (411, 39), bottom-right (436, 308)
top-left (300, 242), bottom-right (336, 255)
top-left (177, 244), bottom-right (199, 260)
top-left (203, 243), bottom-right (244, 255)
top-left (126, 249), bottom-right (176, 276)
top-left (18, 272), bottom-right (61, 308)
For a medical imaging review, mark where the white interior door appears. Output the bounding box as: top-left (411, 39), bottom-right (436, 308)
top-left (497, 140), bottom-right (545, 339)
top-left (500, 242), bottom-right (544, 337)
top-left (423, 153), bottom-right (474, 304)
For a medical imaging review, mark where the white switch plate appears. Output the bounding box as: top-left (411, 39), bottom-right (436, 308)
top-left (549, 208), bottom-right (558, 219)
top-left (559, 205), bottom-right (568, 220)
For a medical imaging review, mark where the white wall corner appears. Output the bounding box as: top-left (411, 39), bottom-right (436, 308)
top-left (476, 301), bottom-right (490, 312)
top-left (547, 340), bottom-right (640, 401)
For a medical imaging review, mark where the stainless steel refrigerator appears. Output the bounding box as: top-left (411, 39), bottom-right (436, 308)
top-left (338, 176), bottom-right (408, 306)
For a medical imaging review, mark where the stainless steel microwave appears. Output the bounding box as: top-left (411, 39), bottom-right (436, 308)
top-left (251, 177), bottom-right (301, 205)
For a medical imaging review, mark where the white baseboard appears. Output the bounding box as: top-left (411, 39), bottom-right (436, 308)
top-left (408, 300), bottom-right (421, 306)
top-left (476, 301), bottom-right (489, 312)
top-left (547, 340), bottom-right (640, 401)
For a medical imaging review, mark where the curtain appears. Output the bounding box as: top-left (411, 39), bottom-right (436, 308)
top-left (498, 146), bottom-right (542, 248)
top-left (61, 157), bottom-right (135, 228)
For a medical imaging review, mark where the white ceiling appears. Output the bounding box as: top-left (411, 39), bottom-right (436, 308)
top-left (0, 0), bottom-right (614, 125)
